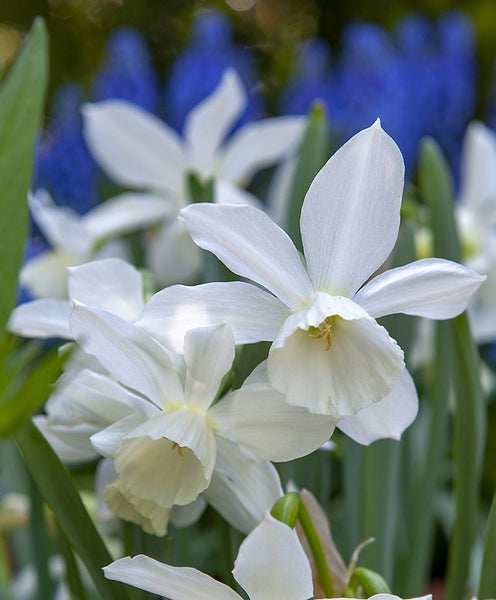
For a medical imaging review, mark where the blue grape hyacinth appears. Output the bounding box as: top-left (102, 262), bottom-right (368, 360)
top-left (35, 84), bottom-right (97, 214)
top-left (93, 27), bottom-right (160, 114)
top-left (164, 9), bottom-right (264, 133)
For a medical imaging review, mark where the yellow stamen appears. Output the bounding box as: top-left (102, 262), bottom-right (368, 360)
top-left (171, 442), bottom-right (184, 456)
top-left (308, 316), bottom-right (334, 351)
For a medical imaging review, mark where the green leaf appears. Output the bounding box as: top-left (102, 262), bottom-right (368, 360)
top-left (15, 421), bottom-right (131, 600)
top-left (418, 138), bottom-right (485, 600)
top-left (284, 102), bottom-right (330, 251)
top-left (479, 488), bottom-right (496, 599)
top-left (0, 346), bottom-right (64, 437)
top-left (0, 18), bottom-right (48, 330)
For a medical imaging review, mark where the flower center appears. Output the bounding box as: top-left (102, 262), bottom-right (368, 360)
top-left (308, 315), bottom-right (334, 351)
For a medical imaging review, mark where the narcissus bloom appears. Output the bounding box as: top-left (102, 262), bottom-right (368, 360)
top-left (9, 258), bottom-right (145, 340)
top-left (138, 121), bottom-right (484, 417)
top-left (104, 513), bottom-right (432, 600)
top-left (19, 191), bottom-right (132, 300)
top-left (83, 69), bottom-right (305, 284)
top-left (69, 310), bottom-right (334, 530)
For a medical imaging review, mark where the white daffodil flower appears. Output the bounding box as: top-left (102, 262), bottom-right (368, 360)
top-left (68, 311), bottom-right (332, 528)
top-left (450, 121), bottom-right (496, 343)
top-left (412, 122), bottom-right (496, 365)
top-left (136, 121), bottom-right (484, 418)
top-left (82, 69), bottom-right (305, 284)
top-left (19, 191), bottom-right (139, 300)
top-left (9, 258), bottom-right (145, 340)
top-left (104, 513), bottom-right (432, 600)
top-left (36, 367), bottom-right (283, 537)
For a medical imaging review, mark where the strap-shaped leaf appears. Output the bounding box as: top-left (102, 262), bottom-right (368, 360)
top-left (15, 421), bottom-right (131, 600)
top-left (0, 18), bottom-right (48, 330)
top-left (419, 138), bottom-right (485, 600)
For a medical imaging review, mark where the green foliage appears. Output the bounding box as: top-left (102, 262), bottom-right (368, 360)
top-left (0, 18), bottom-right (48, 331)
top-left (419, 138), bottom-right (485, 600)
top-left (283, 102), bottom-right (330, 251)
top-left (15, 421), bottom-right (131, 600)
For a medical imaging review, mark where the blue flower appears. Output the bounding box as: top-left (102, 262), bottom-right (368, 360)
top-left (93, 27), bottom-right (159, 113)
top-left (35, 84), bottom-right (97, 214)
top-left (280, 38), bottom-right (333, 116)
top-left (164, 10), bottom-right (263, 132)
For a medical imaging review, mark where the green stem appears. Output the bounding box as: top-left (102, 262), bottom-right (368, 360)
top-left (298, 497), bottom-right (335, 597)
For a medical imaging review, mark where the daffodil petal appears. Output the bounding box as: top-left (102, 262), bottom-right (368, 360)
top-left (204, 438), bottom-right (283, 534)
top-left (183, 323), bottom-right (235, 410)
top-left (337, 369), bottom-right (418, 445)
top-left (300, 120), bottom-right (404, 297)
top-left (34, 416), bottom-right (98, 463)
top-left (68, 258), bottom-right (145, 321)
top-left (180, 203), bottom-right (314, 309)
top-left (91, 414), bottom-right (148, 459)
top-left (146, 218), bottom-right (203, 286)
top-left (104, 479), bottom-right (171, 536)
top-left (8, 299), bottom-right (72, 339)
top-left (232, 514), bottom-right (313, 600)
top-left (29, 191), bottom-right (92, 256)
top-left (83, 100), bottom-right (185, 193)
top-left (104, 555), bottom-right (242, 600)
top-left (459, 121), bottom-right (496, 211)
top-left (169, 496), bottom-right (207, 528)
top-left (82, 192), bottom-right (173, 241)
top-left (221, 116), bottom-right (305, 185)
top-left (212, 375), bottom-right (335, 462)
top-left (268, 309), bottom-right (404, 417)
top-left (20, 250), bottom-right (78, 299)
top-left (70, 305), bottom-right (183, 407)
top-left (138, 281), bottom-right (289, 353)
top-left (184, 69), bottom-right (246, 171)
top-left (116, 410), bottom-right (216, 507)
top-left (353, 258), bottom-right (485, 319)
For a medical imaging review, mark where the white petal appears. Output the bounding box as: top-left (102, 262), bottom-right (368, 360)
top-left (82, 101), bottom-right (185, 193)
top-left (221, 116), bottom-right (306, 185)
top-left (300, 121), bottom-right (404, 297)
top-left (104, 555), bottom-right (241, 600)
top-left (459, 121), bottom-right (496, 211)
top-left (91, 414), bottom-right (149, 458)
top-left (180, 204), bottom-right (314, 309)
top-left (184, 70), bottom-right (246, 174)
top-left (8, 299), bottom-right (72, 339)
top-left (52, 368), bottom-right (157, 426)
top-left (116, 410), bottom-right (217, 506)
top-left (214, 179), bottom-right (263, 208)
top-left (146, 218), bottom-right (203, 286)
top-left (34, 416), bottom-right (98, 463)
top-left (104, 479), bottom-right (171, 536)
top-left (266, 155), bottom-right (298, 226)
top-left (169, 496), bottom-right (207, 528)
top-left (138, 281), bottom-right (289, 354)
top-left (29, 191), bottom-right (91, 256)
top-left (19, 250), bottom-right (78, 299)
top-left (212, 375), bottom-right (335, 462)
top-left (70, 305), bottom-right (183, 407)
top-left (354, 258), bottom-right (485, 320)
top-left (268, 296), bottom-right (405, 416)
top-left (94, 459), bottom-right (118, 526)
top-left (68, 258), bottom-right (145, 321)
top-left (183, 323), bottom-right (235, 410)
top-left (337, 369), bottom-right (418, 445)
top-left (82, 192), bottom-right (173, 241)
top-left (204, 437), bottom-right (283, 534)
top-left (232, 514), bottom-right (313, 600)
